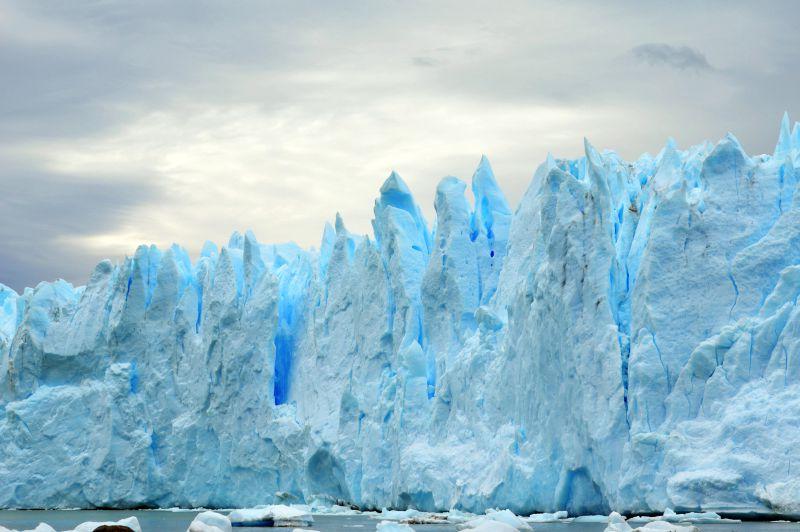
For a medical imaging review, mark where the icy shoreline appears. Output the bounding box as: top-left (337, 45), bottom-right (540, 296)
top-left (6, 505), bottom-right (785, 532)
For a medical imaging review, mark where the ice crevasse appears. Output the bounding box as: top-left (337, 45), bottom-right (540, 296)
top-left (2, 116), bottom-right (800, 517)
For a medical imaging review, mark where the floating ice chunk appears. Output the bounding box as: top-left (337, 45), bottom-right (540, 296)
top-left (404, 514), bottom-right (450, 525)
top-left (307, 500), bottom-right (361, 515)
top-left (371, 509), bottom-right (422, 521)
top-left (605, 512), bottom-right (632, 532)
top-left (604, 513), bottom-right (699, 532)
top-left (484, 509), bottom-right (532, 530)
top-left (637, 522), bottom-right (699, 532)
top-left (375, 522), bottom-right (415, 532)
top-left (525, 511), bottom-right (568, 523)
top-left (228, 505), bottom-right (314, 528)
top-left (631, 508), bottom-right (728, 524)
top-left (573, 515), bottom-right (613, 523)
top-left (369, 508), bottom-right (449, 524)
top-left (187, 511), bottom-right (232, 532)
top-left (459, 509), bottom-right (532, 530)
top-left (0, 524), bottom-right (56, 532)
top-left (66, 516), bottom-right (141, 532)
top-left (459, 521), bottom-right (518, 532)
top-left (446, 509), bottom-right (476, 524)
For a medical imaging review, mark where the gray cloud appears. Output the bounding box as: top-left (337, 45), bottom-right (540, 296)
top-left (0, 1), bottom-right (798, 291)
top-left (0, 159), bottom-right (162, 291)
top-left (412, 56), bottom-right (439, 68)
top-left (631, 43), bottom-right (713, 71)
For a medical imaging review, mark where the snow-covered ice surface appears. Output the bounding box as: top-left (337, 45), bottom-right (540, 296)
top-left (3, 117), bottom-right (800, 516)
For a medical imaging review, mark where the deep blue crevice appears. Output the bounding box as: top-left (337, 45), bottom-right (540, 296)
top-left (129, 360), bottom-right (138, 394)
top-left (195, 288), bottom-right (203, 333)
top-left (149, 431), bottom-right (160, 467)
top-left (273, 331), bottom-right (293, 405)
top-left (728, 269), bottom-right (740, 318)
top-left (124, 263), bottom-right (134, 302)
top-left (272, 260), bottom-right (311, 405)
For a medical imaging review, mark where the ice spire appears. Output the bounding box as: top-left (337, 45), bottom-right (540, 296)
top-left (372, 171), bottom-right (432, 253)
top-left (775, 111), bottom-right (792, 157)
top-left (319, 221), bottom-right (336, 278)
top-left (469, 156), bottom-right (511, 304)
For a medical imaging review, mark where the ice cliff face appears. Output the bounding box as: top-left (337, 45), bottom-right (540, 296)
top-left (2, 115), bottom-right (800, 516)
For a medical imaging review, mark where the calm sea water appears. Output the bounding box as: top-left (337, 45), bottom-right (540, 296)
top-left (0, 510), bottom-right (797, 532)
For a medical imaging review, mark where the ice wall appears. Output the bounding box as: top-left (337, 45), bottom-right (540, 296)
top-left (2, 116), bottom-right (800, 516)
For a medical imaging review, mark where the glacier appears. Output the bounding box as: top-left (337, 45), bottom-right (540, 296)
top-left (2, 115), bottom-right (800, 517)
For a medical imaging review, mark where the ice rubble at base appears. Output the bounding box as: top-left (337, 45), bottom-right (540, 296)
top-left (0, 517), bottom-right (145, 532)
top-left (3, 115), bottom-right (800, 516)
top-left (525, 511), bottom-right (569, 523)
top-left (605, 512), bottom-right (698, 532)
top-left (0, 508), bottom-right (736, 532)
top-left (457, 509), bottom-right (532, 530)
top-left (228, 506), bottom-right (313, 527)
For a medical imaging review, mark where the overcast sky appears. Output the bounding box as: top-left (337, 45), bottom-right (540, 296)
top-left (1, 1), bottom-right (798, 291)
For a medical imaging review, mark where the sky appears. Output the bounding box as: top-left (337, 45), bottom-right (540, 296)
top-left (1, 0), bottom-right (799, 292)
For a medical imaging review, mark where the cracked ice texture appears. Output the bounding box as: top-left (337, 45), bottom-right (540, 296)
top-left (2, 115), bottom-right (800, 516)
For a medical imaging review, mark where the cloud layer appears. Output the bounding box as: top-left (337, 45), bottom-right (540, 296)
top-left (1, 0), bottom-right (799, 291)
top-left (632, 43), bottom-right (713, 71)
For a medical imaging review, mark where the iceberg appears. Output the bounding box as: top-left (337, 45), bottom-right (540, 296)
top-left (187, 511), bottom-right (232, 532)
top-left (630, 508), bottom-right (733, 524)
top-left (375, 523), bottom-right (415, 532)
top-left (0, 525), bottom-right (56, 532)
top-left (459, 521), bottom-right (517, 532)
top-left (2, 116), bottom-right (800, 517)
top-left (227, 506), bottom-right (313, 528)
top-left (458, 509), bottom-right (531, 530)
top-left (66, 517), bottom-right (141, 532)
top-left (605, 512), bottom-right (699, 532)
top-left (525, 511), bottom-right (568, 523)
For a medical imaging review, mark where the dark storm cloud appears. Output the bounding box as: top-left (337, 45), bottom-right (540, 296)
top-left (631, 43), bottom-right (713, 71)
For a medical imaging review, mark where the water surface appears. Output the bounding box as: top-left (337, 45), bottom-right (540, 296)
top-left (0, 510), bottom-right (797, 532)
